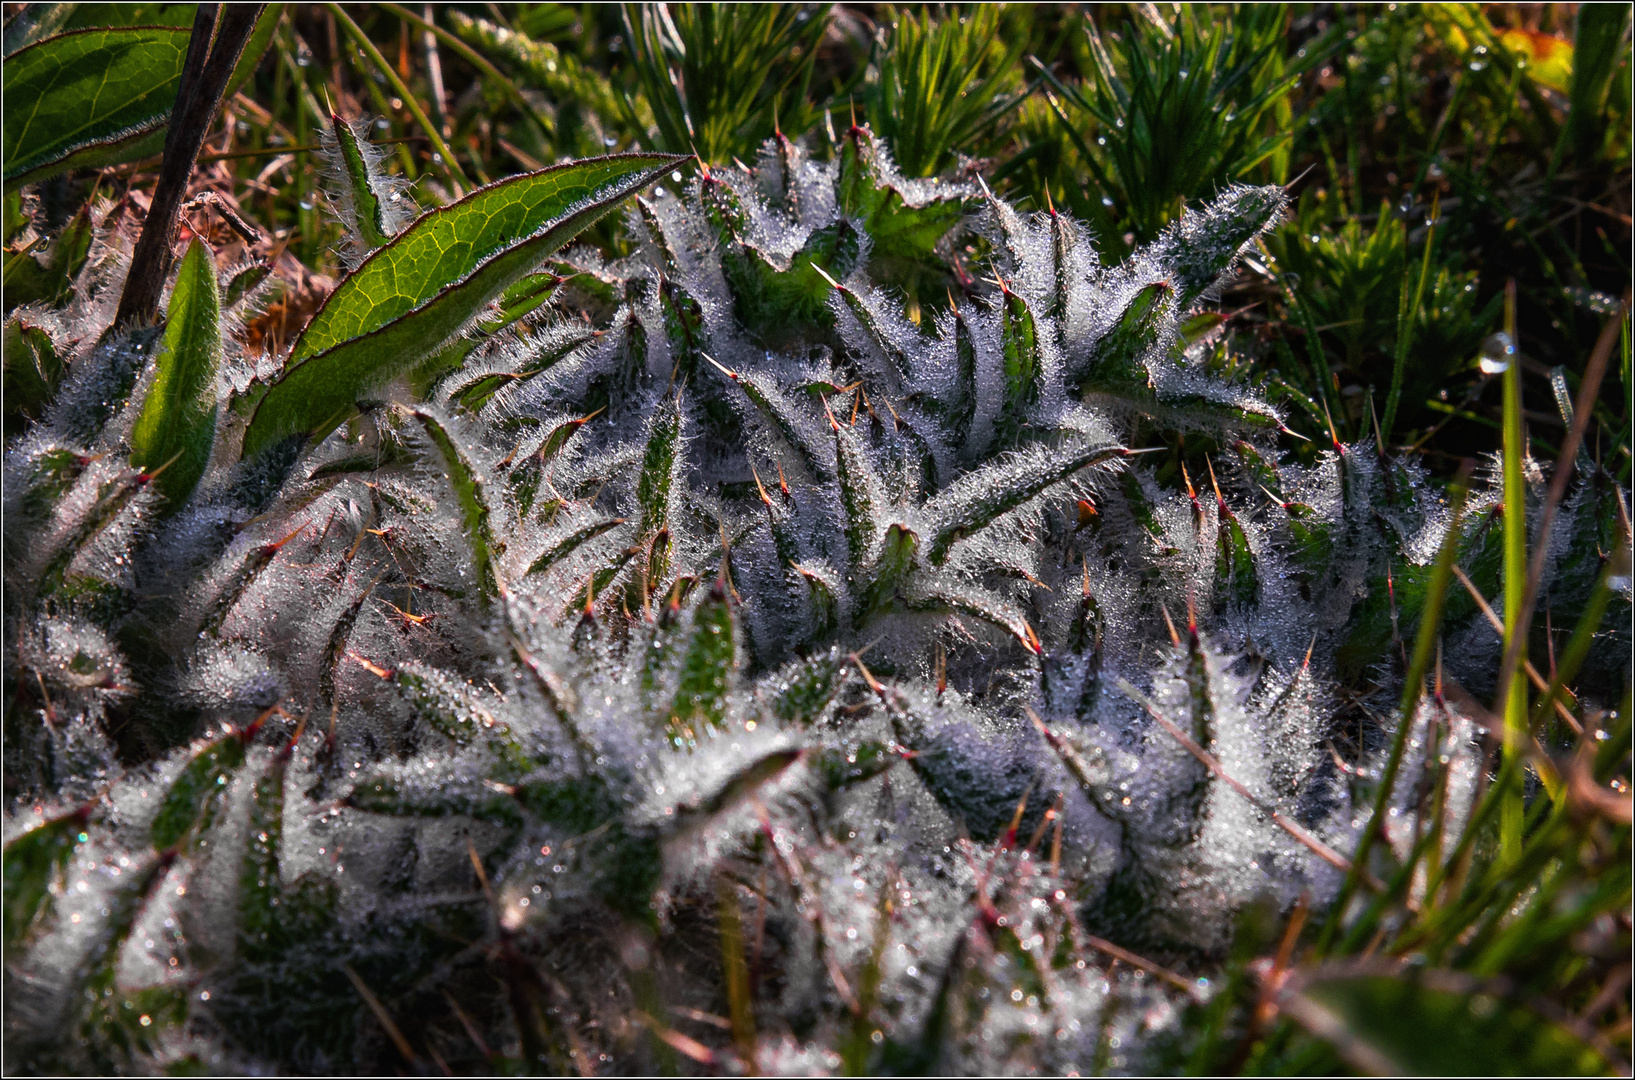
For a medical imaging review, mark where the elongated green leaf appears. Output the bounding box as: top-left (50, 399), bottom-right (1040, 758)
top-left (129, 238), bottom-right (220, 510)
top-left (906, 580), bottom-right (1039, 653)
top-left (3, 803), bottom-right (90, 954)
top-left (925, 441), bottom-right (1127, 565)
top-left (995, 285), bottom-right (1042, 446)
top-left (859, 522), bottom-right (920, 618)
top-left (527, 518), bottom-right (625, 576)
top-left (242, 153), bottom-right (684, 457)
top-left (637, 398), bottom-right (683, 537)
top-left (667, 580), bottom-right (736, 747)
top-left (1213, 497), bottom-right (1258, 610)
top-left (238, 753), bottom-right (287, 962)
top-left (834, 421), bottom-right (881, 577)
top-left (329, 113), bottom-right (395, 250)
top-left (3, 317), bottom-right (63, 431)
top-left (150, 732), bottom-right (248, 851)
top-left (2, 27), bottom-right (188, 191)
top-left (412, 408), bottom-right (502, 604)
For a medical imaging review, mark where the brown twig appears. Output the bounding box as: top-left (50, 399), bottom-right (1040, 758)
top-left (116, 5), bottom-right (266, 327)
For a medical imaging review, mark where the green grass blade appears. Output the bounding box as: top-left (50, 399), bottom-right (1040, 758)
top-left (1381, 196), bottom-right (1438, 441)
top-left (1498, 285), bottom-right (1527, 865)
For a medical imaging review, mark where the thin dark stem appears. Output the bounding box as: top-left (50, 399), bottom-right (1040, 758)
top-left (115, 5), bottom-right (266, 328)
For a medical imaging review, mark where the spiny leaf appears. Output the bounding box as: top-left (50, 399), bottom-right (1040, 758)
top-left (527, 518), bottom-right (626, 577)
top-left (3, 803), bottom-right (90, 954)
top-left (391, 661), bottom-right (533, 775)
top-left (328, 113), bottom-right (396, 250)
top-left (242, 153), bottom-right (684, 456)
top-left (72, 850), bottom-right (185, 1068)
top-left (347, 776), bottom-right (525, 829)
top-left (238, 750), bottom-right (288, 962)
top-left (1157, 184), bottom-right (1287, 308)
top-left (907, 581), bottom-right (1040, 653)
top-left (412, 408), bottom-right (502, 604)
top-left (707, 355), bottom-right (833, 483)
top-left (150, 730), bottom-right (250, 851)
top-left (770, 649), bottom-right (843, 725)
top-left (1082, 280), bottom-right (1170, 389)
top-left (924, 441), bottom-right (1127, 565)
top-left (995, 284), bottom-right (1043, 446)
top-left (834, 420), bottom-right (882, 578)
top-left (667, 580), bottom-right (736, 747)
top-left (791, 561), bottom-right (841, 640)
top-left (198, 524), bottom-right (305, 638)
top-left (3, 316), bottom-right (63, 430)
top-left (2, 26), bottom-right (188, 191)
top-left (3, 201), bottom-right (92, 309)
top-left (129, 238), bottom-right (221, 511)
top-left (860, 522), bottom-right (920, 618)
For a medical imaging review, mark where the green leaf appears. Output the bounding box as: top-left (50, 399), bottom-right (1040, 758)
top-left (813, 740), bottom-right (898, 789)
top-left (346, 776), bottom-right (524, 829)
top-left (150, 731), bottom-right (249, 851)
top-left (836, 125), bottom-right (967, 266)
top-left (129, 238), bottom-right (221, 511)
top-left (924, 441), bottom-right (1127, 565)
top-left (1082, 280), bottom-right (1170, 389)
top-left (411, 408), bottom-right (502, 604)
top-left (328, 112), bottom-right (396, 250)
top-left (859, 522), bottom-right (921, 619)
top-left (3, 201), bottom-right (92, 309)
top-left (527, 518), bottom-right (626, 577)
top-left (72, 851), bottom-right (186, 1069)
top-left (906, 581), bottom-right (1039, 653)
top-left (834, 420), bottom-right (882, 578)
top-left (241, 153), bottom-right (683, 457)
top-left (995, 283), bottom-right (1043, 446)
top-left (1157, 184), bottom-right (1287, 309)
top-left (3, 803), bottom-right (90, 955)
top-left (2, 27), bottom-right (189, 191)
top-left (770, 649), bottom-right (843, 725)
top-left (666, 579), bottom-right (737, 747)
top-left (238, 753), bottom-right (287, 962)
top-left (636, 398), bottom-right (683, 590)
top-left (1212, 495), bottom-right (1258, 611)
top-left (1287, 969), bottom-right (1613, 1077)
top-left (791, 561), bottom-right (841, 640)
top-left (3, 316), bottom-right (63, 432)
top-left (391, 661), bottom-right (533, 775)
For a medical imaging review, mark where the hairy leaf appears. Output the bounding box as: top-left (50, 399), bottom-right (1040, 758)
top-left (129, 238), bottom-right (221, 510)
top-left (242, 154), bottom-right (683, 456)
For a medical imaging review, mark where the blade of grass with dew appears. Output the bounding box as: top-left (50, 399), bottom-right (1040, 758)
top-left (1382, 193), bottom-right (1438, 441)
top-left (1498, 281), bottom-right (1527, 865)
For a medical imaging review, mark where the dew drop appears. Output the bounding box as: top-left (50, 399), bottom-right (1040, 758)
top-left (1478, 332), bottom-right (1514, 374)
